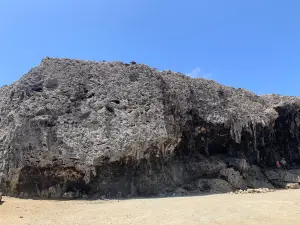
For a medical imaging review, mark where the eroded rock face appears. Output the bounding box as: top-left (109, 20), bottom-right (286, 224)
top-left (245, 166), bottom-right (274, 189)
top-left (264, 170), bottom-right (300, 183)
top-left (1, 57), bottom-right (300, 198)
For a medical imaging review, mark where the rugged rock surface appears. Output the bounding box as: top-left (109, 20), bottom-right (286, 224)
top-left (1, 57), bottom-right (300, 198)
top-left (264, 169), bottom-right (300, 184)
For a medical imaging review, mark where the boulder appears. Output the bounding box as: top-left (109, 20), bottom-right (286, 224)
top-left (1, 58), bottom-right (300, 197)
top-left (227, 158), bottom-right (250, 173)
top-left (264, 170), bottom-right (300, 183)
top-left (197, 179), bottom-right (233, 193)
top-left (245, 166), bottom-right (274, 189)
top-left (188, 157), bottom-right (227, 177)
top-left (62, 192), bottom-right (76, 200)
top-left (220, 168), bottom-right (247, 189)
top-left (286, 183), bottom-right (300, 189)
top-left (173, 187), bottom-right (190, 196)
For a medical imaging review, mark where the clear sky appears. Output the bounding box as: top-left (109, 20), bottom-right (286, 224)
top-left (0, 0), bottom-right (299, 95)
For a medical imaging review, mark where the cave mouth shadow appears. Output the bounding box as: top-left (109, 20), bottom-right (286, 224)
top-left (1, 188), bottom-right (287, 203)
top-left (0, 192), bottom-right (230, 202)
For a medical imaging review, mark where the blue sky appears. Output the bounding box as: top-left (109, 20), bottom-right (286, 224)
top-left (0, 0), bottom-right (299, 95)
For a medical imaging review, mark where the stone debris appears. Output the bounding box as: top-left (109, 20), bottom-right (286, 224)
top-left (232, 188), bottom-right (275, 194)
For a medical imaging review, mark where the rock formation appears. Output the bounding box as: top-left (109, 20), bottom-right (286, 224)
top-left (1, 57), bottom-right (300, 198)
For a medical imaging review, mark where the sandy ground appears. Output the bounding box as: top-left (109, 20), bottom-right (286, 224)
top-left (1, 190), bottom-right (300, 225)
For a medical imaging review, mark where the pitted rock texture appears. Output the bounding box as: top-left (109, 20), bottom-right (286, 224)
top-left (1, 57), bottom-right (300, 198)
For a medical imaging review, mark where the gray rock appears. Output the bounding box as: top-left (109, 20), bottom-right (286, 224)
top-left (197, 179), bottom-right (233, 193)
top-left (245, 166), bottom-right (274, 189)
top-left (264, 170), bottom-right (300, 183)
top-left (82, 194), bottom-right (88, 199)
top-left (220, 168), bottom-right (247, 189)
top-left (285, 183), bottom-right (300, 189)
top-left (1, 57), bottom-right (300, 197)
top-left (189, 157), bottom-right (227, 177)
top-left (271, 181), bottom-right (300, 189)
top-left (62, 192), bottom-right (75, 199)
top-left (174, 187), bottom-right (190, 196)
top-left (228, 158), bottom-right (250, 173)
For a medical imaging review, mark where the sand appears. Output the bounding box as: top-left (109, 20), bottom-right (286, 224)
top-left (1, 190), bottom-right (300, 225)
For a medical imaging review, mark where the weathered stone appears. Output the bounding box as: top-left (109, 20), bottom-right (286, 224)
top-left (174, 187), bottom-right (190, 196)
top-left (197, 179), bottom-right (233, 193)
top-left (189, 157), bottom-right (227, 177)
top-left (62, 192), bottom-right (76, 199)
top-left (264, 170), bottom-right (300, 183)
top-left (271, 181), bottom-right (300, 189)
top-left (47, 185), bottom-right (64, 198)
top-left (82, 194), bottom-right (88, 199)
top-left (1, 58), bottom-right (300, 197)
top-left (245, 166), bottom-right (274, 189)
top-left (285, 183), bottom-right (300, 189)
top-left (220, 168), bottom-right (247, 189)
top-left (227, 158), bottom-right (250, 173)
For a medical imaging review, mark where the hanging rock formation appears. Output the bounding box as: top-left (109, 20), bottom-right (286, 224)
top-left (1, 57), bottom-right (300, 198)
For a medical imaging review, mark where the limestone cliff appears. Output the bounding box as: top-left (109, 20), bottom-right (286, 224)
top-left (1, 57), bottom-right (300, 198)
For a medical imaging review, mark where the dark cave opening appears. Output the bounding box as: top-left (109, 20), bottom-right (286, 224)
top-left (13, 166), bottom-right (89, 197)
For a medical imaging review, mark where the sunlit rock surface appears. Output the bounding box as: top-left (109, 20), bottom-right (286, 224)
top-left (1, 58), bottom-right (300, 198)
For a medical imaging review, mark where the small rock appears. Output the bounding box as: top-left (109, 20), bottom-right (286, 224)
top-left (100, 195), bottom-right (106, 200)
top-left (158, 193), bottom-right (166, 198)
top-left (286, 183), bottom-right (300, 189)
top-left (174, 187), bottom-right (190, 196)
top-left (62, 192), bottom-right (75, 199)
top-left (264, 170), bottom-right (300, 183)
top-left (220, 168), bottom-right (247, 189)
top-left (74, 191), bottom-right (80, 198)
top-left (82, 194), bottom-right (88, 199)
top-left (197, 179), bottom-right (233, 193)
top-left (245, 166), bottom-right (274, 189)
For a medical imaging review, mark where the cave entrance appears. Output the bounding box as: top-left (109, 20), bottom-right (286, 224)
top-left (194, 125), bottom-right (230, 156)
